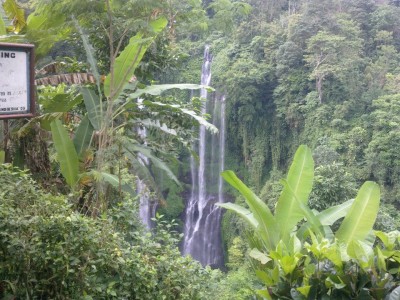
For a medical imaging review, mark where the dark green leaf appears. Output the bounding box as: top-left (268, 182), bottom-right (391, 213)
top-left (73, 17), bottom-right (102, 96)
top-left (142, 100), bottom-right (218, 134)
top-left (124, 142), bottom-right (180, 185)
top-left (73, 115), bottom-right (94, 157)
top-left (50, 119), bottom-right (79, 187)
top-left (101, 172), bottom-right (136, 196)
top-left (81, 87), bottom-right (102, 130)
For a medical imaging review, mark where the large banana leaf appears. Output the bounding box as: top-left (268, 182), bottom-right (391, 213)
top-left (316, 199), bottom-right (354, 226)
top-left (100, 172), bottom-right (136, 196)
top-left (217, 202), bottom-right (258, 229)
top-left (297, 199), bottom-right (354, 239)
top-left (103, 17), bottom-right (167, 99)
top-left (50, 119), bottom-right (79, 187)
top-left (135, 119), bottom-right (178, 136)
top-left (73, 115), bottom-right (94, 158)
top-left (73, 17), bottom-right (102, 97)
top-left (123, 142), bottom-right (180, 185)
top-left (115, 83), bottom-right (213, 118)
top-left (335, 181), bottom-right (380, 245)
top-left (221, 170), bottom-right (278, 251)
top-left (114, 83), bottom-right (214, 128)
top-left (81, 87), bottom-right (102, 130)
top-left (141, 100), bottom-right (218, 134)
top-left (275, 145), bottom-right (314, 239)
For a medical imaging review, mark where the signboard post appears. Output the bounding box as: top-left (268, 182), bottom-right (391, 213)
top-left (0, 43), bottom-right (35, 119)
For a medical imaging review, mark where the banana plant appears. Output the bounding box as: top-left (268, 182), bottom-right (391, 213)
top-left (218, 145), bottom-right (381, 251)
top-left (219, 145), bottom-right (323, 251)
top-left (219, 145), bottom-right (382, 299)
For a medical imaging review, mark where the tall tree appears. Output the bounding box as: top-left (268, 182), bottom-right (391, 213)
top-left (304, 18), bottom-right (362, 103)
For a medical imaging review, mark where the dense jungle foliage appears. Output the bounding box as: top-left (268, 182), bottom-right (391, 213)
top-left (1, 0), bottom-right (400, 299)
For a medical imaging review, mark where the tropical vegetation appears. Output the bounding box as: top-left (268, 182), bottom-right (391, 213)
top-left (220, 145), bottom-right (400, 299)
top-left (1, 0), bottom-right (400, 299)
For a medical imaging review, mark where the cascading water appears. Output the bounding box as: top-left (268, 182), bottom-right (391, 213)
top-left (183, 46), bottom-right (227, 267)
top-left (137, 153), bottom-right (154, 229)
top-left (137, 99), bottom-right (155, 229)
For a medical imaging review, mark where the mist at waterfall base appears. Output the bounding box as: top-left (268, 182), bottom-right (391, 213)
top-left (183, 46), bottom-right (227, 268)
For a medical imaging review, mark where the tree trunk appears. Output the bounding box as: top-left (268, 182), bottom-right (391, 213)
top-left (316, 76), bottom-right (323, 104)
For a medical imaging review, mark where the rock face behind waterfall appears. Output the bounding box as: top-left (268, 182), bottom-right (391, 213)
top-left (182, 46), bottom-right (226, 268)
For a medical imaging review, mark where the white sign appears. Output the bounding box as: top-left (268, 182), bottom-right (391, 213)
top-left (0, 43), bottom-right (34, 119)
top-left (0, 49), bottom-right (29, 114)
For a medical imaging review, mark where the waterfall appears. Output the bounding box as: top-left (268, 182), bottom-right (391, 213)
top-left (137, 176), bottom-right (153, 229)
top-left (218, 96), bottom-right (226, 204)
top-left (183, 46), bottom-right (226, 267)
top-left (137, 99), bottom-right (155, 229)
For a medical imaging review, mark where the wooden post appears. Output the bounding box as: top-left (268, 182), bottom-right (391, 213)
top-left (3, 119), bottom-right (10, 163)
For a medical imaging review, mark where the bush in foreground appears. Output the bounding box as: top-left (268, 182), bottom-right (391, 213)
top-left (0, 164), bottom-right (218, 299)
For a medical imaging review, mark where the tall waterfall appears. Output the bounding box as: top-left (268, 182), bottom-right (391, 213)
top-left (183, 46), bottom-right (226, 267)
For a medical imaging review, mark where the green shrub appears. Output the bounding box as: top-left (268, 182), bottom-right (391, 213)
top-left (214, 267), bottom-right (258, 300)
top-left (309, 162), bottom-right (357, 211)
top-left (0, 165), bottom-right (218, 299)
